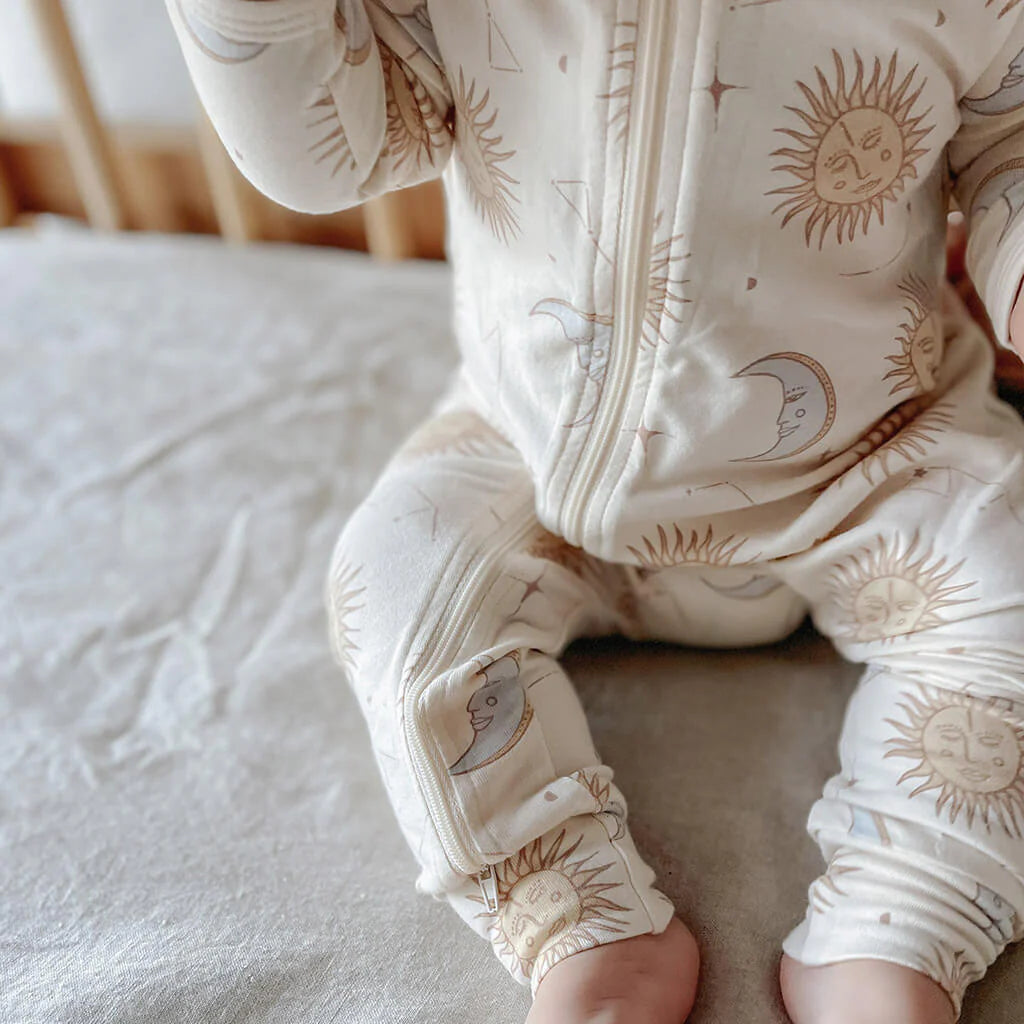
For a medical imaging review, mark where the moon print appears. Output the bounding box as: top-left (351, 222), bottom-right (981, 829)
top-left (448, 653), bottom-right (534, 776)
top-left (847, 807), bottom-right (893, 845)
top-left (970, 158), bottom-right (1024, 242)
top-left (700, 573), bottom-right (784, 599)
top-left (733, 352), bottom-right (836, 461)
top-left (531, 298), bottom-right (614, 427)
top-left (974, 883), bottom-right (1017, 944)
top-left (176, 0), bottom-right (268, 62)
top-left (469, 825), bottom-right (630, 982)
top-left (334, 0), bottom-right (374, 65)
top-left (962, 47), bottom-right (1024, 117)
top-left (769, 50), bottom-right (933, 247)
top-left (886, 686), bottom-right (1024, 837)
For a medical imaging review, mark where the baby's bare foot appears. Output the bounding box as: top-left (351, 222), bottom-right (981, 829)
top-left (779, 954), bottom-right (957, 1024)
top-left (525, 916), bottom-right (699, 1024)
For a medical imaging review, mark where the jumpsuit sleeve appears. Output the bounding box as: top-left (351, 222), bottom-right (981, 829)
top-left (164, 0), bottom-right (455, 214)
top-left (949, 13), bottom-right (1024, 348)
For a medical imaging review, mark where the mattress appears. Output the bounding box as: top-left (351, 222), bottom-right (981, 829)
top-left (2, 229), bottom-right (1021, 1023)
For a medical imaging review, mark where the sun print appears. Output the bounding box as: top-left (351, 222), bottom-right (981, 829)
top-left (380, 42), bottom-right (450, 174)
top-left (837, 397), bottom-right (954, 485)
top-left (828, 532), bottom-right (975, 642)
top-left (886, 686), bottom-right (1024, 837)
top-left (810, 852), bottom-right (861, 913)
top-left (306, 87), bottom-right (357, 178)
top-left (627, 525), bottom-right (749, 571)
top-left (327, 560), bottom-right (365, 675)
top-left (988, 0), bottom-right (1024, 18)
top-left (469, 828), bottom-right (631, 980)
top-left (453, 68), bottom-right (521, 244)
top-left (884, 274), bottom-right (943, 395)
top-left (645, 213), bottom-right (690, 345)
top-left (769, 50), bottom-right (934, 247)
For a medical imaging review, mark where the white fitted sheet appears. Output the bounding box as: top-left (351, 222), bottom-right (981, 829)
top-left (1, 230), bottom-right (1020, 1023)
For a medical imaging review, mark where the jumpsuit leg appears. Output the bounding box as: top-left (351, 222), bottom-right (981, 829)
top-left (773, 326), bottom-right (1024, 1017)
top-left (326, 401), bottom-right (674, 994)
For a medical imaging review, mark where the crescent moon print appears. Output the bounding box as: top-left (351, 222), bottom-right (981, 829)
top-left (448, 653), bottom-right (534, 776)
top-left (467, 826), bottom-right (631, 982)
top-left (827, 531), bottom-right (975, 643)
top-left (453, 69), bottom-right (522, 244)
top-left (884, 274), bottom-right (943, 395)
top-left (769, 51), bottom-right (934, 247)
top-left (334, 0), bottom-right (374, 65)
top-left (700, 573), bottom-right (784, 599)
top-left (530, 298), bottom-right (613, 428)
top-left (376, 0), bottom-right (442, 66)
top-left (175, 0), bottom-right (268, 63)
top-left (962, 46), bottom-right (1024, 117)
top-left (627, 525), bottom-right (749, 571)
top-left (885, 685), bottom-right (1024, 837)
top-left (974, 882), bottom-right (1018, 943)
top-left (970, 158), bottom-right (1024, 243)
top-left (732, 352), bottom-right (837, 462)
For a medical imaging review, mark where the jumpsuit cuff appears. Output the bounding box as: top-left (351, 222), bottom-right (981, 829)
top-left (969, 202), bottom-right (1024, 351)
top-left (184, 0), bottom-right (334, 43)
top-left (444, 812), bottom-right (677, 999)
top-left (781, 841), bottom-right (1022, 1019)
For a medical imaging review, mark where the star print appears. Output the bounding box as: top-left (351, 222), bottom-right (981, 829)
top-left (625, 421), bottom-right (667, 455)
top-left (701, 53), bottom-right (746, 128)
top-left (510, 571), bottom-right (545, 615)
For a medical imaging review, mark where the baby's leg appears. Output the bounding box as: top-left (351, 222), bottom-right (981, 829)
top-left (327, 405), bottom-right (696, 1021)
top-left (774, 444), bottom-right (1024, 1021)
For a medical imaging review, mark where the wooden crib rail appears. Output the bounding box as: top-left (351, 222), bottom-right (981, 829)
top-left (1, 0), bottom-right (433, 258)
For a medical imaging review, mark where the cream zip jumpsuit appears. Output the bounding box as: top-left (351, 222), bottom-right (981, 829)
top-left (168, 0), bottom-right (1024, 1011)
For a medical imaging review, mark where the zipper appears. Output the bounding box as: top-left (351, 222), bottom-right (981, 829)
top-left (402, 499), bottom-right (537, 891)
top-left (560, 0), bottom-right (674, 545)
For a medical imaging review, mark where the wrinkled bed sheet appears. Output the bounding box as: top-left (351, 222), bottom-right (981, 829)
top-left (2, 231), bottom-right (1021, 1024)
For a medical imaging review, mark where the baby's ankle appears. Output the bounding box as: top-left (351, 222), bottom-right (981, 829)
top-left (526, 916), bottom-right (699, 1024)
top-left (779, 955), bottom-right (957, 1024)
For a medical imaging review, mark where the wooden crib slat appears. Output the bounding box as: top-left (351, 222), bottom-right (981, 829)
top-left (27, 0), bottom-right (126, 231)
top-left (363, 193), bottom-right (417, 261)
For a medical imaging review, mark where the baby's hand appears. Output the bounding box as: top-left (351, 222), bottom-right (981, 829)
top-left (946, 213), bottom-right (1024, 397)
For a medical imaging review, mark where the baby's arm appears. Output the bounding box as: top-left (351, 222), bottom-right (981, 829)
top-left (164, 0), bottom-right (454, 213)
top-left (949, 16), bottom-right (1024, 356)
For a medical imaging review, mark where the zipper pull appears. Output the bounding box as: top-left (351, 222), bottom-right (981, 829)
top-left (477, 864), bottom-right (499, 913)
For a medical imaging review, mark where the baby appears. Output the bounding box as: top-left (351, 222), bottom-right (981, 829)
top-left (168, 1), bottom-right (1024, 1021)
